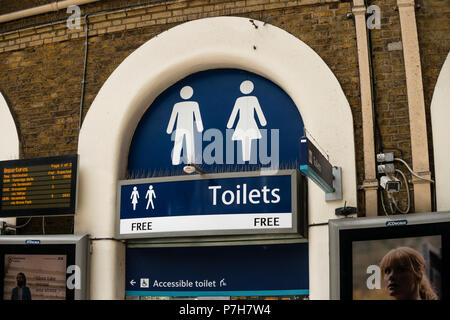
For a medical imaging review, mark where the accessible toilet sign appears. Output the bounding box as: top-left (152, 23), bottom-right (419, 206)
top-left (116, 170), bottom-right (303, 239)
top-left (125, 243), bottom-right (309, 297)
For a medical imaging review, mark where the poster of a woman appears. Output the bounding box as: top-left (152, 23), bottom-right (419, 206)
top-left (380, 247), bottom-right (438, 300)
top-left (352, 236), bottom-right (441, 300)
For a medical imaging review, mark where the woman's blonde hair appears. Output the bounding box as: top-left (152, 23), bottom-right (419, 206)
top-left (380, 246), bottom-right (438, 300)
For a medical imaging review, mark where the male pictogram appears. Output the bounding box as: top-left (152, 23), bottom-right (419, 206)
top-left (166, 86), bottom-right (204, 165)
top-left (145, 185), bottom-right (156, 210)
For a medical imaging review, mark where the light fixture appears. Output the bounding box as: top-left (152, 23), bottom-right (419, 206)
top-left (183, 164), bottom-right (205, 175)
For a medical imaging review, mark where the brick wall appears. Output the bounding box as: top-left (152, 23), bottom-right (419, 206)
top-left (0, 0), bottom-right (56, 15)
top-left (367, 0), bottom-right (412, 211)
top-left (1, 0), bottom-right (446, 233)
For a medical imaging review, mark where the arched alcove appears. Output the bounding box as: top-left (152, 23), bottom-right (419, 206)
top-left (76, 17), bottom-right (356, 299)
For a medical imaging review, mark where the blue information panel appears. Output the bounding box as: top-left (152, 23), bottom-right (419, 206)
top-left (116, 170), bottom-right (300, 239)
top-left (125, 243), bottom-right (309, 297)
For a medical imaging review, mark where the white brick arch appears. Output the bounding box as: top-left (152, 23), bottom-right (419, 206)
top-left (0, 89), bottom-right (20, 227)
top-left (431, 52), bottom-right (450, 211)
top-left (77, 17), bottom-right (356, 299)
top-left (0, 90), bottom-right (19, 161)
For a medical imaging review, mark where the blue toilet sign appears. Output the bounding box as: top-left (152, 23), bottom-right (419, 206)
top-left (116, 170), bottom-right (302, 239)
top-left (127, 69), bottom-right (305, 176)
top-left (121, 69), bottom-right (309, 299)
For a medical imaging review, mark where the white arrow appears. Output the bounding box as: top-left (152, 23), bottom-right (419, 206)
top-left (130, 279), bottom-right (136, 286)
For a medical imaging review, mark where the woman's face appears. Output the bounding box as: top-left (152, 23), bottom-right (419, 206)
top-left (16, 274), bottom-right (25, 287)
top-left (383, 265), bottom-right (418, 300)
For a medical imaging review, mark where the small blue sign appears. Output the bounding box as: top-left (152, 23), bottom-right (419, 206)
top-left (125, 243), bottom-right (309, 297)
top-left (117, 171), bottom-right (299, 238)
top-left (299, 137), bottom-right (334, 193)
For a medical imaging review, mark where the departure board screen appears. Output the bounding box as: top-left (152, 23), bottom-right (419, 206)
top-left (0, 155), bottom-right (78, 218)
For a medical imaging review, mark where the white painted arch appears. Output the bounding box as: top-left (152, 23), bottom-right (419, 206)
top-left (0, 91), bottom-right (19, 160)
top-left (0, 90), bottom-right (20, 226)
top-left (76, 16), bottom-right (356, 300)
top-left (431, 52), bottom-right (450, 211)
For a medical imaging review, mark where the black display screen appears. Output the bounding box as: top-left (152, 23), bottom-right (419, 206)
top-left (0, 154), bottom-right (78, 217)
top-left (339, 222), bottom-right (450, 300)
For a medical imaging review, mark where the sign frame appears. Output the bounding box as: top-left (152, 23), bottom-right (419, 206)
top-left (116, 169), bottom-right (305, 239)
top-left (0, 234), bottom-right (90, 300)
top-left (0, 154), bottom-right (78, 218)
top-left (328, 212), bottom-right (450, 300)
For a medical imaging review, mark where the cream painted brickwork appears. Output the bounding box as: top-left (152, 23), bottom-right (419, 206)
top-left (431, 52), bottom-right (450, 211)
top-left (0, 91), bottom-right (19, 227)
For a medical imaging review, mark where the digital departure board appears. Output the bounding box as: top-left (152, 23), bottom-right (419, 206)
top-left (0, 155), bottom-right (78, 218)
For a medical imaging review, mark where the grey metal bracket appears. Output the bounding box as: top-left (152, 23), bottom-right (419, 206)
top-left (325, 167), bottom-right (343, 201)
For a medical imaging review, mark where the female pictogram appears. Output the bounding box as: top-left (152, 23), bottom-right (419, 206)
top-left (130, 186), bottom-right (139, 211)
top-left (227, 80), bottom-right (267, 161)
